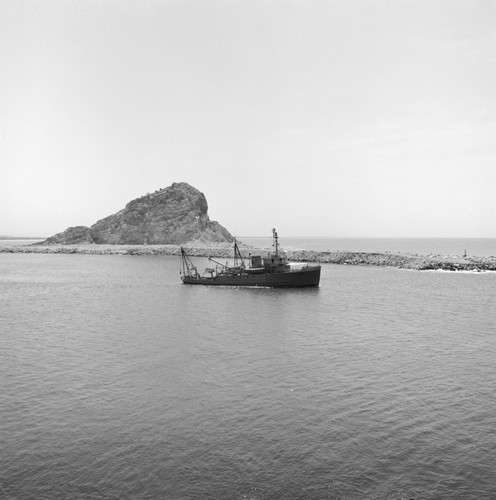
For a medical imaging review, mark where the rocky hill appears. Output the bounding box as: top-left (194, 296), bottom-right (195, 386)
top-left (39, 182), bottom-right (233, 245)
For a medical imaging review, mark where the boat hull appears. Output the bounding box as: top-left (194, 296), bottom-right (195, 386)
top-left (182, 266), bottom-right (321, 287)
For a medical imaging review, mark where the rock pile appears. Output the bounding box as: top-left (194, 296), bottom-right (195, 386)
top-left (2, 244), bottom-right (496, 272)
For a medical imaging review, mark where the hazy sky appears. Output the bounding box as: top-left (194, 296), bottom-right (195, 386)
top-left (1, 0), bottom-right (495, 237)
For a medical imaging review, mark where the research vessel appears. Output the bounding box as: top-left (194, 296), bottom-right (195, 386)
top-left (180, 229), bottom-right (321, 287)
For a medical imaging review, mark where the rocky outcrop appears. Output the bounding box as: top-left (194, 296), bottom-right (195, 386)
top-left (38, 182), bottom-right (233, 245)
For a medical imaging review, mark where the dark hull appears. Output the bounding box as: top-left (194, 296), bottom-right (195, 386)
top-left (182, 266), bottom-right (321, 287)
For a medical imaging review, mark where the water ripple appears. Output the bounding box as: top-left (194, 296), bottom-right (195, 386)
top-left (1, 255), bottom-right (496, 498)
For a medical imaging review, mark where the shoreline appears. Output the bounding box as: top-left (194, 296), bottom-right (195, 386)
top-left (1, 243), bottom-right (496, 272)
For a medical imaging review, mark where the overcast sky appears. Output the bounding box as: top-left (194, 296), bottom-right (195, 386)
top-left (1, 0), bottom-right (495, 238)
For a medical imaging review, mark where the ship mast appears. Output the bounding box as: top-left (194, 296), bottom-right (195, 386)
top-left (272, 228), bottom-right (279, 257)
top-left (180, 247), bottom-right (199, 277)
top-left (233, 238), bottom-right (246, 269)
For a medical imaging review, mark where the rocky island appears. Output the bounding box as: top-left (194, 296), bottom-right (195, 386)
top-left (37, 182), bottom-right (232, 245)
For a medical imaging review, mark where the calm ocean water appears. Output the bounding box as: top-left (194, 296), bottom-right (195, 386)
top-left (1, 248), bottom-right (496, 499)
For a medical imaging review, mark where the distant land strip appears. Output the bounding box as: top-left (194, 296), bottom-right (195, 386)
top-left (1, 244), bottom-right (496, 272)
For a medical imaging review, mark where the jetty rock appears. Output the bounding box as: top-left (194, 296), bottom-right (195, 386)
top-left (39, 182), bottom-right (233, 245)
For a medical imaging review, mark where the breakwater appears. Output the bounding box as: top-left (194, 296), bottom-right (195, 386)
top-left (2, 243), bottom-right (496, 271)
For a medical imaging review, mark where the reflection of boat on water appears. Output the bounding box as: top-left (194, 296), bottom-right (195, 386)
top-left (180, 229), bottom-right (321, 287)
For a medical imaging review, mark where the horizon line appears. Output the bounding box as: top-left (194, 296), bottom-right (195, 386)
top-left (5, 235), bottom-right (496, 241)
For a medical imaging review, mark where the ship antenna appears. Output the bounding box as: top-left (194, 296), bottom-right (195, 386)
top-left (272, 228), bottom-right (279, 256)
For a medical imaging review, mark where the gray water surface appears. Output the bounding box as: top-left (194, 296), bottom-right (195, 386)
top-left (1, 253), bottom-right (495, 499)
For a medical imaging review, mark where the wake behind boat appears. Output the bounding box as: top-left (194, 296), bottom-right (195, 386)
top-left (180, 229), bottom-right (321, 287)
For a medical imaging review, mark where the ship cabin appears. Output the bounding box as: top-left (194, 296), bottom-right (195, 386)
top-left (249, 253), bottom-right (289, 273)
